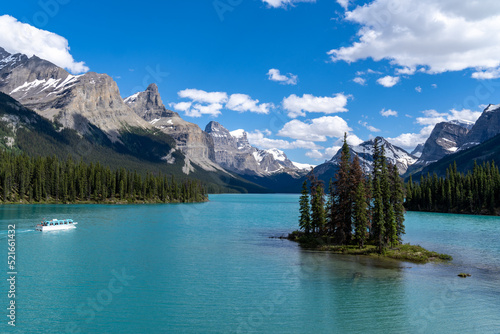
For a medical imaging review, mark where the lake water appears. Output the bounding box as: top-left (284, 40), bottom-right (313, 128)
top-left (1, 194), bottom-right (499, 333)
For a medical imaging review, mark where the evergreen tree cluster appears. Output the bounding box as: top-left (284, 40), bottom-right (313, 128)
top-left (298, 136), bottom-right (406, 251)
top-left (406, 161), bottom-right (500, 215)
top-left (0, 151), bottom-right (207, 204)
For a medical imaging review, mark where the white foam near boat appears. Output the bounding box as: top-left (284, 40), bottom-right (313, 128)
top-left (36, 219), bottom-right (78, 231)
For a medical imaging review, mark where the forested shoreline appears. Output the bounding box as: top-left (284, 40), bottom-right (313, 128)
top-left (406, 161), bottom-right (500, 215)
top-left (0, 151), bottom-right (207, 204)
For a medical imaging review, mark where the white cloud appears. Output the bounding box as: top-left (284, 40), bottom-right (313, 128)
top-left (471, 68), bottom-right (500, 79)
top-left (226, 94), bottom-right (273, 114)
top-left (396, 67), bottom-right (416, 75)
top-left (380, 109), bottom-right (398, 117)
top-left (359, 120), bottom-right (381, 132)
top-left (186, 103), bottom-right (225, 118)
top-left (415, 86), bottom-right (422, 93)
top-left (282, 93), bottom-right (350, 118)
top-left (416, 108), bottom-right (482, 127)
top-left (267, 69), bottom-right (298, 85)
top-left (376, 75), bottom-right (400, 87)
top-left (431, 84), bottom-right (438, 88)
top-left (325, 146), bottom-right (342, 158)
top-left (0, 15), bottom-right (88, 74)
top-left (336, 0), bottom-right (351, 10)
top-left (388, 126), bottom-right (434, 151)
top-left (247, 130), bottom-right (321, 150)
top-left (178, 89), bottom-right (228, 104)
top-left (306, 150), bottom-right (324, 159)
top-left (175, 89), bottom-right (272, 117)
top-left (353, 77), bottom-right (366, 85)
top-left (262, 0), bottom-right (316, 8)
top-left (328, 0), bottom-right (500, 76)
top-left (277, 116), bottom-right (352, 141)
top-left (170, 102), bottom-right (192, 112)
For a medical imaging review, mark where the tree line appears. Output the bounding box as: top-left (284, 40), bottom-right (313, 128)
top-left (405, 161), bottom-right (500, 215)
top-left (298, 136), bottom-right (406, 252)
top-left (0, 151), bottom-right (207, 204)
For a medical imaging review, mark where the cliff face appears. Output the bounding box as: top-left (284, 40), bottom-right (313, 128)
top-left (460, 104), bottom-right (500, 149)
top-left (205, 121), bottom-right (302, 176)
top-left (0, 47), bottom-right (148, 142)
top-left (125, 84), bottom-right (223, 172)
top-left (418, 121), bottom-right (471, 163)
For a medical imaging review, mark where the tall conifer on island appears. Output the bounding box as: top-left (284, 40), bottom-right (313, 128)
top-left (299, 180), bottom-right (311, 234)
top-left (309, 173), bottom-right (325, 235)
top-left (353, 180), bottom-right (368, 248)
top-left (333, 134), bottom-right (352, 245)
top-left (391, 165), bottom-right (406, 243)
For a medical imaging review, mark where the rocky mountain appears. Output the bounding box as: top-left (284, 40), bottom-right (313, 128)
top-left (205, 121), bottom-right (304, 176)
top-left (459, 104), bottom-right (500, 149)
top-left (411, 144), bottom-right (424, 158)
top-left (334, 137), bottom-right (417, 174)
top-left (0, 47), bottom-right (148, 143)
top-left (418, 121), bottom-right (472, 164)
top-left (125, 84), bottom-right (224, 173)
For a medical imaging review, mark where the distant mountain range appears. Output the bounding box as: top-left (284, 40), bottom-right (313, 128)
top-left (2, 46), bottom-right (500, 192)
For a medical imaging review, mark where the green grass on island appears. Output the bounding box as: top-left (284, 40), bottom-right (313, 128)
top-left (288, 231), bottom-right (453, 264)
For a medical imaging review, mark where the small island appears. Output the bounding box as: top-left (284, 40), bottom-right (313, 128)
top-left (289, 136), bottom-right (452, 264)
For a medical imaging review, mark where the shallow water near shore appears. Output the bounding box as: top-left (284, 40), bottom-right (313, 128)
top-left (1, 194), bottom-right (499, 333)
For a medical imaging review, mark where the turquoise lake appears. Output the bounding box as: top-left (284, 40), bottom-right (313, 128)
top-left (1, 194), bottom-right (500, 333)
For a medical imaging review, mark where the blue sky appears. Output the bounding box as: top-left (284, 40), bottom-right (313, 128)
top-left (2, 0), bottom-right (500, 165)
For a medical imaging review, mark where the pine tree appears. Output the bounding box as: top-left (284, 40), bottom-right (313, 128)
top-left (334, 134), bottom-right (352, 245)
top-left (299, 180), bottom-right (312, 234)
top-left (353, 180), bottom-right (368, 248)
top-left (309, 173), bottom-right (325, 235)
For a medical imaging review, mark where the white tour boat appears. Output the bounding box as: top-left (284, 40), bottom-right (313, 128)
top-left (36, 219), bottom-right (78, 231)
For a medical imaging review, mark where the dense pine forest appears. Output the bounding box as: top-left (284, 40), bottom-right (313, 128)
top-left (406, 161), bottom-right (500, 215)
top-left (293, 136), bottom-right (406, 253)
top-left (0, 151), bottom-right (207, 204)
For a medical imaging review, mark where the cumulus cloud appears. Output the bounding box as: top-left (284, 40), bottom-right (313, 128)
top-left (471, 69), bottom-right (500, 80)
top-left (178, 89), bottom-right (228, 104)
top-left (328, 0), bottom-right (500, 77)
top-left (0, 15), bottom-right (88, 74)
top-left (174, 89), bottom-right (273, 117)
top-left (359, 120), bottom-right (381, 132)
top-left (416, 108), bottom-right (482, 127)
top-left (306, 150), bottom-right (325, 159)
top-left (388, 126), bottom-right (434, 151)
top-left (336, 0), bottom-right (351, 10)
top-left (277, 116), bottom-right (352, 141)
top-left (246, 130), bottom-right (321, 150)
top-left (282, 93), bottom-right (350, 118)
top-left (226, 94), bottom-right (273, 114)
top-left (174, 89), bottom-right (228, 117)
top-left (396, 67), bottom-right (416, 75)
top-left (262, 0), bottom-right (316, 8)
top-left (415, 86), bottom-right (422, 93)
top-left (267, 69), bottom-right (298, 85)
top-left (380, 109), bottom-right (398, 117)
top-left (376, 75), bottom-right (399, 87)
top-left (353, 77), bottom-right (366, 85)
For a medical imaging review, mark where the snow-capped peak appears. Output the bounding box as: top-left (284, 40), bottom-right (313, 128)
top-left (292, 161), bottom-right (316, 170)
top-left (264, 148), bottom-right (286, 162)
top-left (484, 104), bottom-right (500, 113)
top-left (448, 119), bottom-right (475, 130)
top-left (124, 92), bottom-right (140, 104)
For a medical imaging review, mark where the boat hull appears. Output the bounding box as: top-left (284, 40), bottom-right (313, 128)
top-left (36, 225), bottom-right (77, 232)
